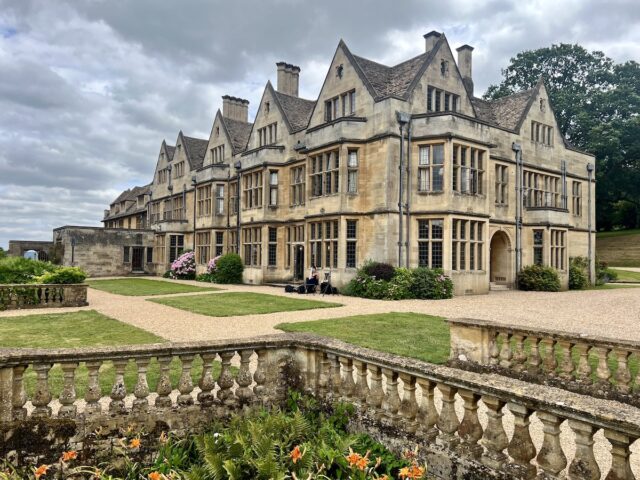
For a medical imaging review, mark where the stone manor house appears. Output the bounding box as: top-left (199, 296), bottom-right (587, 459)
top-left (98, 31), bottom-right (595, 294)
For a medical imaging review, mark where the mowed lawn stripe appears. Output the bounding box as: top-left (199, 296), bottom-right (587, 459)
top-left (277, 312), bottom-right (450, 364)
top-left (87, 278), bottom-right (221, 296)
top-left (149, 292), bottom-right (342, 316)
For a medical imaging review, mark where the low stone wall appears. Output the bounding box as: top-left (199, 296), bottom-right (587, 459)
top-left (448, 318), bottom-right (640, 405)
top-left (1, 333), bottom-right (639, 479)
top-left (0, 284), bottom-right (88, 311)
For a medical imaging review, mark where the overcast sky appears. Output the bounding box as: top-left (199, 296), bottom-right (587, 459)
top-left (1, 0), bottom-right (639, 249)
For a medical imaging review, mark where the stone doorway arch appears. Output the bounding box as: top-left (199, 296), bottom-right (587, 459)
top-left (490, 230), bottom-right (512, 285)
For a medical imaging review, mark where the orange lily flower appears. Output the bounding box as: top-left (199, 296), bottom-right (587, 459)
top-left (34, 465), bottom-right (49, 479)
top-left (290, 445), bottom-right (303, 464)
top-left (148, 472), bottom-right (162, 480)
top-left (129, 437), bottom-right (141, 449)
top-left (61, 450), bottom-right (77, 462)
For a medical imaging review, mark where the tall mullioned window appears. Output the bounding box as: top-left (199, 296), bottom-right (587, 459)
top-left (417, 219), bottom-right (443, 268)
top-left (197, 185), bottom-right (212, 217)
top-left (495, 165), bottom-right (508, 205)
top-left (268, 227), bottom-right (278, 267)
top-left (418, 144), bottom-right (444, 192)
top-left (347, 150), bottom-right (358, 193)
top-left (572, 181), bottom-right (582, 216)
top-left (243, 227), bottom-right (261, 267)
top-left (169, 235), bottom-right (184, 263)
top-left (533, 230), bottom-right (544, 265)
top-left (524, 171), bottom-right (562, 208)
top-left (196, 231), bottom-right (211, 265)
top-left (215, 231), bottom-right (224, 257)
top-left (211, 145), bottom-right (225, 163)
top-left (325, 89), bottom-right (356, 122)
top-left (452, 144), bottom-right (484, 195)
top-left (309, 220), bottom-right (338, 268)
top-left (269, 171), bottom-right (278, 206)
top-left (310, 150), bottom-right (339, 197)
top-left (290, 166), bottom-right (305, 206)
top-left (258, 123), bottom-right (277, 146)
top-left (346, 220), bottom-right (357, 268)
top-left (452, 220), bottom-right (484, 271)
top-left (215, 184), bottom-right (225, 215)
top-left (427, 86), bottom-right (459, 113)
top-left (550, 229), bottom-right (566, 270)
top-left (243, 171), bottom-right (263, 209)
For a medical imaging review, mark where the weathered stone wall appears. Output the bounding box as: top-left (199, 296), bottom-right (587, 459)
top-left (52, 226), bottom-right (155, 277)
top-left (7, 241), bottom-right (54, 261)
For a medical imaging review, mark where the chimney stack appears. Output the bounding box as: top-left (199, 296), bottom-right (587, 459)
top-left (423, 31), bottom-right (441, 52)
top-left (456, 45), bottom-right (474, 96)
top-left (222, 95), bottom-right (249, 122)
top-left (276, 62), bottom-right (300, 97)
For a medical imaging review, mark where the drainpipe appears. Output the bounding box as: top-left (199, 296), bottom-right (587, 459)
top-left (405, 119), bottom-right (412, 269)
top-left (587, 163), bottom-right (594, 284)
top-left (512, 142), bottom-right (523, 285)
top-left (234, 161), bottom-right (242, 253)
top-left (396, 112), bottom-right (410, 268)
top-left (191, 176), bottom-right (197, 251)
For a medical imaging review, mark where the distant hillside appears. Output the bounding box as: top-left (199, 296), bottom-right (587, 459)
top-left (596, 229), bottom-right (640, 267)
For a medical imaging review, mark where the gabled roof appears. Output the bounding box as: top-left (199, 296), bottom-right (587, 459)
top-left (470, 89), bottom-right (537, 131)
top-left (266, 82), bottom-right (316, 133)
top-left (108, 184), bottom-right (150, 213)
top-left (181, 133), bottom-right (208, 169)
top-left (221, 116), bottom-right (253, 153)
top-left (339, 36), bottom-right (443, 102)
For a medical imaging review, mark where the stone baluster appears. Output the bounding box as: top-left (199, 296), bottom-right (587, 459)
top-left (634, 351), bottom-right (640, 393)
top-left (511, 334), bottom-right (527, 371)
top-left (217, 351), bottom-right (235, 405)
top-left (603, 430), bottom-right (636, 480)
top-left (352, 359), bottom-right (369, 405)
top-left (574, 343), bottom-right (592, 384)
top-left (507, 403), bottom-right (536, 479)
top-left (367, 365), bottom-right (384, 420)
top-left (197, 353), bottom-right (217, 406)
top-left (327, 354), bottom-right (342, 399)
top-left (457, 389), bottom-right (483, 459)
top-left (236, 349), bottom-right (254, 405)
top-left (338, 356), bottom-right (356, 401)
top-left (528, 336), bottom-right (542, 373)
top-left (399, 373), bottom-right (418, 435)
top-left (614, 349), bottom-right (632, 394)
top-left (316, 353), bottom-right (331, 397)
top-left (253, 349), bottom-right (267, 402)
top-left (381, 368), bottom-right (401, 427)
top-left (480, 395), bottom-right (508, 470)
top-left (58, 362), bottom-right (78, 418)
top-left (568, 420), bottom-right (600, 480)
top-left (536, 411), bottom-right (567, 478)
top-left (499, 332), bottom-right (513, 368)
top-left (557, 340), bottom-right (575, 380)
top-left (592, 347), bottom-right (611, 387)
top-left (32, 363), bottom-right (52, 418)
top-left (155, 356), bottom-right (173, 408)
top-left (436, 384), bottom-right (459, 448)
top-left (177, 355), bottom-right (195, 406)
top-left (541, 338), bottom-right (558, 376)
top-left (109, 359), bottom-right (128, 414)
top-left (11, 365), bottom-right (27, 420)
top-left (416, 378), bottom-right (439, 442)
top-left (84, 361), bottom-right (102, 415)
top-left (132, 358), bottom-right (150, 413)
top-left (489, 330), bottom-right (500, 366)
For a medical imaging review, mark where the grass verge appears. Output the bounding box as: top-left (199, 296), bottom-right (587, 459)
top-left (87, 278), bottom-right (220, 296)
top-left (149, 292), bottom-right (341, 317)
top-left (277, 312), bottom-right (450, 364)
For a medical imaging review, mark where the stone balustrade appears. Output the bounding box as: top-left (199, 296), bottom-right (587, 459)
top-left (1, 333), bottom-right (639, 479)
top-left (0, 283), bottom-right (88, 310)
top-left (448, 318), bottom-right (640, 400)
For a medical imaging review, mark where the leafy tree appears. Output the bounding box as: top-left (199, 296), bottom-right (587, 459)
top-left (486, 46), bottom-right (640, 229)
top-left (0, 247), bottom-right (6, 259)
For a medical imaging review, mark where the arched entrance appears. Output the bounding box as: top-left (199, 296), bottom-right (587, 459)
top-left (490, 231), bottom-right (512, 285)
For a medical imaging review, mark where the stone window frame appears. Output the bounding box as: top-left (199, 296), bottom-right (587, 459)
top-left (196, 185), bottom-right (212, 217)
top-left (168, 235), bottom-right (185, 264)
top-left (215, 231), bottom-right (224, 257)
top-left (550, 229), bottom-right (566, 271)
top-left (572, 181), bottom-right (582, 217)
top-left (309, 220), bottom-right (338, 269)
top-left (452, 219), bottom-right (484, 272)
top-left (242, 171), bottom-right (263, 210)
top-left (417, 218), bottom-right (444, 269)
top-left (258, 122), bottom-right (278, 147)
top-left (215, 184), bottom-right (225, 215)
top-left (123, 246), bottom-right (131, 264)
top-left (289, 165), bottom-right (306, 206)
top-left (533, 229), bottom-right (544, 266)
top-left (268, 227), bottom-right (278, 267)
top-left (417, 143), bottom-right (445, 193)
top-left (268, 170), bottom-right (279, 207)
top-left (324, 89), bottom-right (356, 122)
top-left (196, 231), bottom-right (211, 265)
top-left (347, 149), bottom-right (359, 194)
top-left (427, 85), bottom-right (459, 113)
top-left (242, 227), bottom-right (262, 267)
top-left (211, 145), bottom-right (225, 164)
top-left (524, 170), bottom-right (562, 209)
top-left (452, 143), bottom-right (485, 195)
top-left (345, 219), bottom-right (358, 269)
top-left (174, 161), bottom-right (185, 178)
top-left (495, 164), bottom-right (509, 205)
top-left (310, 150), bottom-right (339, 198)
top-left (531, 120), bottom-right (553, 146)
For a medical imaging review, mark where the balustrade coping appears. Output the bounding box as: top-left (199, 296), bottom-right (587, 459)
top-left (447, 317), bottom-right (640, 352)
top-left (1, 332), bottom-right (639, 438)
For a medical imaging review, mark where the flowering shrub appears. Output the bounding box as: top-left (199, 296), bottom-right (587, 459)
top-left (343, 263), bottom-right (453, 300)
top-left (518, 265), bottom-right (560, 291)
top-left (207, 256), bottom-right (221, 275)
top-left (211, 253), bottom-right (243, 284)
top-left (170, 251), bottom-right (196, 280)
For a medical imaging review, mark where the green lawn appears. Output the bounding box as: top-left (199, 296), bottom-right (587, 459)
top-left (87, 278), bottom-right (220, 296)
top-left (587, 283), bottom-right (640, 290)
top-left (150, 292), bottom-right (342, 317)
top-left (596, 229), bottom-right (640, 239)
top-left (277, 312), bottom-right (450, 364)
top-left (0, 311), bottom-right (221, 398)
top-left (609, 268), bottom-right (640, 283)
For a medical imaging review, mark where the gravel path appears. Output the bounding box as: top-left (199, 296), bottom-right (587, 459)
top-left (2, 278), bottom-right (639, 476)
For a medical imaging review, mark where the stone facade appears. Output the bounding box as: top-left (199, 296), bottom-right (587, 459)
top-left (102, 31), bottom-right (595, 293)
top-left (53, 226), bottom-right (155, 277)
top-left (7, 240), bottom-right (54, 262)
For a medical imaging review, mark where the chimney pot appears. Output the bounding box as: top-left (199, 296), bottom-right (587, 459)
top-left (423, 31), bottom-right (441, 52)
top-left (276, 62), bottom-right (300, 97)
top-left (222, 95), bottom-right (249, 122)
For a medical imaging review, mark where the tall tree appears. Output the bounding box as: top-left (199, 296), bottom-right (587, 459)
top-left (486, 46), bottom-right (640, 230)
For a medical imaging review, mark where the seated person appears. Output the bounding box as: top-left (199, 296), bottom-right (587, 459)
top-left (305, 265), bottom-right (319, 291)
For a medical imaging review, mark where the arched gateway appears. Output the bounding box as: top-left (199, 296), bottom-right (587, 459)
top-left (489, 230), bottom-right (513, 286)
